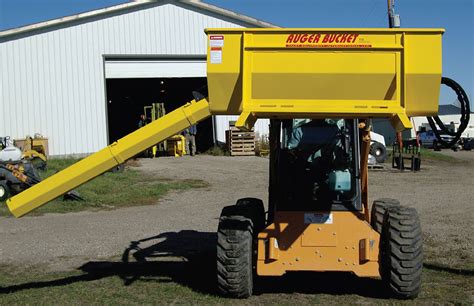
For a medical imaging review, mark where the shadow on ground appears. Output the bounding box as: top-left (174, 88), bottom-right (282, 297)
top-left (2, 230), bottom-right (469, 298)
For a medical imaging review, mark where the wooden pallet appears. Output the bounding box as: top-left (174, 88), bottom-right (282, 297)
top-left (368, 164), bottom-right (385, 170)
top-left (226, 126), bottom-right (256, 156)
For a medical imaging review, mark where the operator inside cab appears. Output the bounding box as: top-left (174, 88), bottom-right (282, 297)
top-left (276, 119), bottom-right (358, 211)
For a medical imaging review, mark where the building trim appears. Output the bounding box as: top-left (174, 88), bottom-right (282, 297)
top-left (0, 0), bottom-right (277, 40)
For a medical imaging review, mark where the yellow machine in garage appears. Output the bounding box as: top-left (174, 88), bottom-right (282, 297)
top-left (143, 102), bottom-right (187, 157)
top-left (7, 28), bottom-right (451, 299)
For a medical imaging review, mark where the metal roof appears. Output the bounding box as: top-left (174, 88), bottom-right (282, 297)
top-left (438, 104), bottom-right (473, 116)
top-left (0, 0), bottom-right (278, 39)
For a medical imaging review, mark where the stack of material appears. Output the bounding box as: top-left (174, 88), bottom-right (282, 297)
top-left (226, 122), bottom-right (255, 156)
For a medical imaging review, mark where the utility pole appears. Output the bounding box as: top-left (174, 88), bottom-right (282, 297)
top-left (387, 0), bottom-right (401, 28)
top-left (388, 1), bottom-right (406, 149)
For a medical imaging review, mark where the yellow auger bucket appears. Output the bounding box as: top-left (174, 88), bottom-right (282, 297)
top-left (205, 28), bottom-right (444, 131)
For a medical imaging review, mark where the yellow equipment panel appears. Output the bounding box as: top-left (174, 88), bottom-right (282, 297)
top-left (205, 28), bottom-right (444, 131)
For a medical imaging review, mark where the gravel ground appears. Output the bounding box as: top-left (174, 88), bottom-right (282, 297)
top-left (369, 152), bottom-right (473, 268)
top-left (0, 156), bottom-right (267, 271)
top-left (0, 153), bottom-right (472, 271)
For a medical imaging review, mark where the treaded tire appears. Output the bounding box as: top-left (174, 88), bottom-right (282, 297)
top-left (381, 206), bottom-right (423, 299)
top-left (371, 198), bottom-right (400, 233)
top-left (0, 181), bottom-right (10, 202)
top-left (217, 205), bottom-right (254, 298)
top-left (371, 142), bottom-right (387, 163)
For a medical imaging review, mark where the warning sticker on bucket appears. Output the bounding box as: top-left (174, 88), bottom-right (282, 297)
top-left (209, 35), bottom-right (224, 47)
top-left (304, 213), bottom-right (333, 224)
top-left (210, 47), bottom-right (222, 64)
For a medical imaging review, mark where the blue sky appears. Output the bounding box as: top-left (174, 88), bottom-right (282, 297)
top-left (0, 0), bottom-right (472, 107)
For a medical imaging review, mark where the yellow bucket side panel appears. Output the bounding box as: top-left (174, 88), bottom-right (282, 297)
top-left (206, 33), bottom-right (243, 114)
top-left (250, 52), bottom-right (397, 101)
top-left (257, 211), bottom-right (380, 277)
top-left (7, 99), bottom-right (211, 218)
top-left (404, 34), bottom-right (442, 116)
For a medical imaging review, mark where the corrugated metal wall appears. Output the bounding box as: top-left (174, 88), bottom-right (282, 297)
top-left (0, 2), bottom-right (262, 156)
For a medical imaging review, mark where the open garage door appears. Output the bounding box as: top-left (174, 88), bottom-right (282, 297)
top-left (105, 58), bottom-right (207, 79)
top-left (104, 57), bottom-right (214, 153)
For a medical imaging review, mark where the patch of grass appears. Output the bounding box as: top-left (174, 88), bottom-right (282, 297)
top-left (255, 135), bottom-right (270, 157)
top-left (0, 264), bottom-right (472, 304)
top-left (0, 159), bottom-right (208, 217)
top-left (203, 145), bottom-right (229, 156)
top-left (419, 147), bottom-right (457, 162)
top-left (0, 265), bottom-right (223, 304)
top-left (386, 147), bottom-right (457, 163)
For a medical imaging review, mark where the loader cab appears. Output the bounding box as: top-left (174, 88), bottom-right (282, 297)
top-left (268, 119), bottom-right (362, 222)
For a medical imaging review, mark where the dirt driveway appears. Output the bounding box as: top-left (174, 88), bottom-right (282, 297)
top-left (0, 156), bottom-right (267, 271)
top-left (0, 154), bottom-right (472, 272)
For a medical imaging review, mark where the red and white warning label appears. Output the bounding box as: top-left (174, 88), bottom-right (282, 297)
top-left (209, 35), bottom-right (224, 64)
top-left (209, 35), bottom-right (224, 47)
top-left (210, 47), bottom-right (222, 64)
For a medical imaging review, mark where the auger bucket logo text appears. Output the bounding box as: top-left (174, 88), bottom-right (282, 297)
top-left (285, 33), bottom-right (371, 48)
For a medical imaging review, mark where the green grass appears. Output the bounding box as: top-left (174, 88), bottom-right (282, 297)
top-left (386, 147), bottom-right (457, 163)
top-left (0, 263), bottom-right (471, 304)
top-left (419, 147), bottom-right (457, 162)
top-left (203, 145), bottom-right (230, 156)
top-left (0, 158), bottom-right (208, 217)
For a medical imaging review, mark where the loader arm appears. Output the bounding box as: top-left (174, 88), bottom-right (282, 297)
top-left (7, 97), bottom-right (211, 218)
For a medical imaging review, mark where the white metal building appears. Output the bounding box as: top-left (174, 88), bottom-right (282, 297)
top-left (0, 0), bottom-right (275, 156)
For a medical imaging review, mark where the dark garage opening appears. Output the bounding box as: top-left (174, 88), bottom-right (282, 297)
top-left (106, 77), bottom-right (213, 153)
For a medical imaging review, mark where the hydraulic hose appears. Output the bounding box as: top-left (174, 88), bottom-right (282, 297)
top-left (426, 77), bottom-right (471, 147)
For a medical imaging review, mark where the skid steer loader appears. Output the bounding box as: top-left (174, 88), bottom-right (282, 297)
top-left (5, 28), bottom-right (470, 299)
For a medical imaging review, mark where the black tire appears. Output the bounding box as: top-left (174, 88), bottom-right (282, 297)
top-left (236, 198), bottom-right (265, 233)
top-left (371, 142), bottom-right (387, 163)
top-left (380, 206), bottom-right (423, 299)
top-left (31, 157), bottom-right (47, 171)
top-left (217, 206), bottom-right (255, 298)
top-left (0, 181), bottom-right (10, 202)
top-left (371, 198), bottom-right (400, 233)
top-left (463, 139), bottom-right (472, 151)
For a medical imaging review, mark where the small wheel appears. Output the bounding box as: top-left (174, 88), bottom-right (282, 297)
top-left (217, 205), bottom-right (255, 298)
top-left (463, 140), bottom-right (472, 151)
top-left (371, 198), bottom-right (400, 233)
top-left (371, 142), bottom-right (387, 163)
top-left (380, 206), bottom-right (423, 299)
top-left (0, 181), bottom-right (11, 202)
